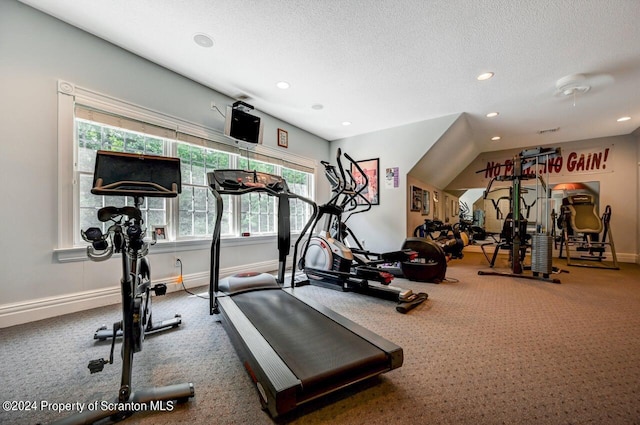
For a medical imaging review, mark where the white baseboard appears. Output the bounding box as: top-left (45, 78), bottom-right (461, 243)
top-left (0, 260), bottom-right (281, 329)
top-left (463, 244), bottom-right (638, 263)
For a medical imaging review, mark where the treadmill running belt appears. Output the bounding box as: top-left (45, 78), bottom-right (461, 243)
top-left (232, 290), bottom-right (388, 393)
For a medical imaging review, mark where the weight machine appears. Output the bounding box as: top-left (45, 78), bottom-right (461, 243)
top-left (477, 147), bottom-right (563, 284)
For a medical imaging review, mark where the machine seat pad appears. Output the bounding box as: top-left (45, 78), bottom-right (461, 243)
top-left (570, 204), bottom-right (602, 233)
top-left (564, 194), bottom-right (603, 234)
top-left (233, 290), bottom-right (388, 393)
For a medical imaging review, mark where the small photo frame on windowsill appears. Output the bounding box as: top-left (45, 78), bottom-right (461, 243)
top-left (152, 225), bottom-right (167, 242)
top-left (277, 128), bottom-right (288, 148)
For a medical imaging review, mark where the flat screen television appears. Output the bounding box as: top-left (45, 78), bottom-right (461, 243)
top-left (224, 105), bottom-right (263, 145)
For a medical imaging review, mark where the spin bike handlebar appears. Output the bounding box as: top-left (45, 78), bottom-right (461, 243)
top-left (81, 207), bottom-right (150, 262)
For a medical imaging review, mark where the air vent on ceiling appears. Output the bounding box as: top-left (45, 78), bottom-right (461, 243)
top-left (538, 127), bottom-right (560, 135)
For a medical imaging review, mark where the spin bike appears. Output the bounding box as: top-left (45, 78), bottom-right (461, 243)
top-left (52, 151), bottom-right (194, 425)
top-left (297, 149), bottom-right (428, 313)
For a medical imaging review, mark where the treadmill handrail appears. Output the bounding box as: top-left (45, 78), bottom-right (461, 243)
top-left (208, 169), bottom-right (318, 315)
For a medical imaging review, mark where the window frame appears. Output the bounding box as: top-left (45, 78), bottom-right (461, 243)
top-left (55, 81), bottom-right (316, 262)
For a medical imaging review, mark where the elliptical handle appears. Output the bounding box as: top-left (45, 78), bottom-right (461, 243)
top-left (335, 149), bottom-right (349, 192)
top-left (342, 152), bottom-right (370, 208)
top-left (343, 152), bottom-right (369, 188)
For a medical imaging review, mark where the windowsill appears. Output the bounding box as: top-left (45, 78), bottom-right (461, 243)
top-left (54, 233), bottom-right (299, 263)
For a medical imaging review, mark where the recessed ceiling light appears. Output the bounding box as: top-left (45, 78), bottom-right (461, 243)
top-left (617, 116), bottom-right (631, 122)
top-left (486, 112), bottom-right (499, 118)
top-left (477, 72), bottom-right (494, 81)
top-left (491, 136), bottom-right (501, 141)
top-left (276, 81), bottom-right (290, 89)
top-left (311, 104), bottom-right (324, 110)
top-left (342, 121), bottom-right (352, 126)
top-left (193, 33), bottom-right (214, 48)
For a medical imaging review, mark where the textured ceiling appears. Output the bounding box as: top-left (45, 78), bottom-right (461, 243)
top-left (18, 0), bottom-right (640, 150)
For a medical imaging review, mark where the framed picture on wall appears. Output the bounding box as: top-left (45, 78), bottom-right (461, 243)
top-left (422, 190), bottom-right (430, 215)
top-left (410, 186), bottom-right (422, 211)
top-left (152, 225), bottom-right (167, 242)
top-left (277, 128), bottom-right (288, 148)
top-left (351, 158), bottom-right (379, 205)
top-left (433, 191), bottom-right (439, 220)
top-left (444, 195), bottom-right (450, 222)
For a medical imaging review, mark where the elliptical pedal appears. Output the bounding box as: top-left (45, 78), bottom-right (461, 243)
top-left (396, 292), bottom-right (429, 314)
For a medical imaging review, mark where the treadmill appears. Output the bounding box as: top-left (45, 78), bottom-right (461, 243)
top-left (208, 169), bottom-right (403, 418)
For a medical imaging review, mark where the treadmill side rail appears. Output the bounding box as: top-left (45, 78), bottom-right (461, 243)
top-left (217, 296), bottom-right (301, 416)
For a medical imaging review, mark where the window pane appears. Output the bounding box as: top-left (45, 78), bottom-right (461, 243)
top-left (194, 212), bottom-right (207, 235)
top-left (282, 167), bottom-right (313, 232)
top-left (75, 118), bottom-right (169, 244)
top-left (238, 158), bottom-right (275, 174)
top-left (177, 141), bottom-right (232, 238)
top-left (179, 213), bottom-right (193, 237)
top-left (194, 187), bottom-right (208, 212)
top-left (147, 210), bottom-right (165, 228)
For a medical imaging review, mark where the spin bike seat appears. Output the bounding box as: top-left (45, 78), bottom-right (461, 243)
top-left (97, 206), bottom-right (142, 222)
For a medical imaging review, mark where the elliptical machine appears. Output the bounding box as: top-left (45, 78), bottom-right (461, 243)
top-left (297, 149), bottom-right (428, 313)
top-left (317, 149), bottom-right (452, 284)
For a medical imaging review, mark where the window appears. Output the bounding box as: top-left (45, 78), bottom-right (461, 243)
top-left (76, 119), bottom-right (170, 240)
top-left (71, 103), bottom-right (314, 246)
top-left (238, 157), bottom-right (277, 235)
top-left (177, 142), bottom-right (232, 238)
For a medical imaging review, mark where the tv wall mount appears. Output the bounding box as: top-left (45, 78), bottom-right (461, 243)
top-left (232, 100), bottom-right (254, 113)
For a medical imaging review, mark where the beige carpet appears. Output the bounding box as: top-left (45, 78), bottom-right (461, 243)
top-left (1, 252), bottom-right (639, 425)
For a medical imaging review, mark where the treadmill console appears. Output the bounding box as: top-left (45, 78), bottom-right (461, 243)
top-left (208, 169), bottom-right (289, 193)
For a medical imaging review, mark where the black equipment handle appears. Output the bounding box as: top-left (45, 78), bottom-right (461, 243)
top-left (207, 169), bottom-right (289, 196)
top-left (207, 169), bottom-right (319, 314)
top-left (341, 151), bottom-right (372, 215)
top-left (92, 180), bottom-right (180, 197)
top-left (91, 150), bottom-right (181, 198)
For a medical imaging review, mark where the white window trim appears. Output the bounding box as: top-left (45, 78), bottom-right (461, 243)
top-left (55, 80), bottom-right (316, 262)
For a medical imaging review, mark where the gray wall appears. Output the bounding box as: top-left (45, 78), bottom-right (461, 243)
top-left (330, 114), bottom-right (459, 253)
top-left (0, 1), bottom-right (330, 326)
top-left (332, 120), bottom-right (639, 263)
top-left (447, 136), bottom-right (638, 260)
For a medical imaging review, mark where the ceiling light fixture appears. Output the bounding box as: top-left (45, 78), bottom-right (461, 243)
top-left (486, 112), bottom-right (499, 118)
top-left (477, 72), bottom-right (494, 81)
top-left (617, 116), bottom-right (631, 122)
top-left (276, 81), bottom-right (290, 89)
top-left (491, 136), bottom-right (501, 141)
top-left (193, 33), bottom-right (214, 48)
top-left (342, 121), bottom-right (352, 126)
top-left (555, 74), bottom-right (590, 97)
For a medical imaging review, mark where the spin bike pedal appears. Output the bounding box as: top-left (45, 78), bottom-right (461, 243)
top-left (94, 324), bottom-right (111, 341)
top-left (152, 283), bottom-right (167, 296)
top-left (88, 358), bottom-right (108, 374)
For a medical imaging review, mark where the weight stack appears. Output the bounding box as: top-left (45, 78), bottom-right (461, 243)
top-left (531, 234), bottom-right (553, 275)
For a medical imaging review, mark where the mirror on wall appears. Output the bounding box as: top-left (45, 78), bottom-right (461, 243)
top-left (458, 181), bottom-right (600, 237)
